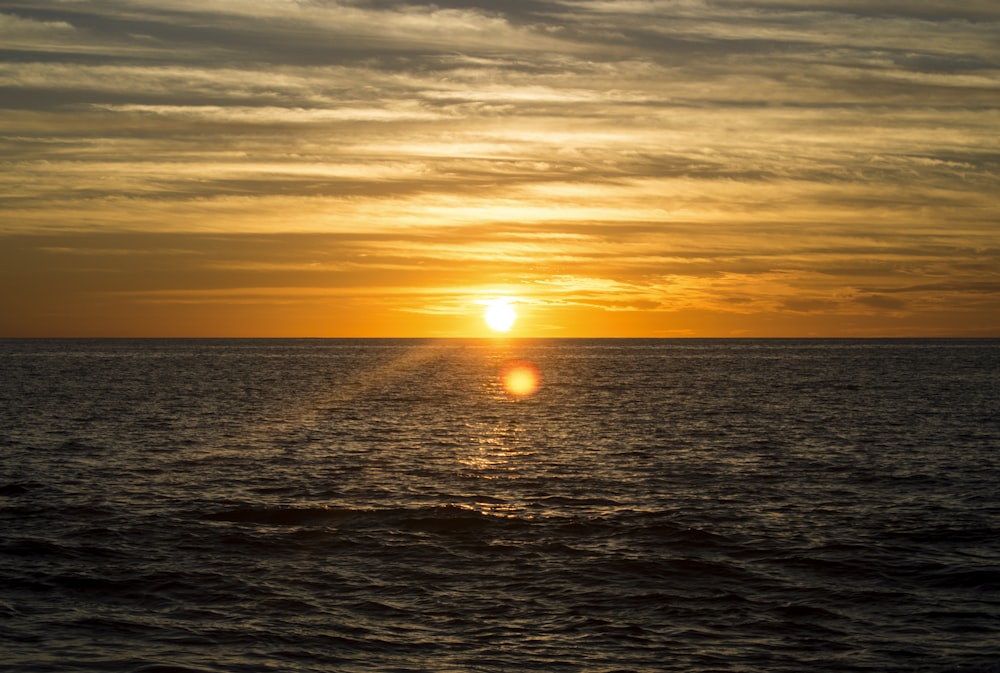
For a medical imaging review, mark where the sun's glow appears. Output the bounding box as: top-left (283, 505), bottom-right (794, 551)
top-left (484, 298), bottom-right (517, 332)
top-left (500, 361), bottom-right (540, 398)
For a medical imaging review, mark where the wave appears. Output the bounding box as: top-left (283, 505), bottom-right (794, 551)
top-left (0, 482), bottom-right (42, 496)
top-left (128, 666), bottom-right (215, 673)
top-left (199, 504), bottom-right (508, 534)
top-left (195, 504), bottom-right (748, 556)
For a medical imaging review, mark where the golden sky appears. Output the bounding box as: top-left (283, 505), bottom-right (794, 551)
top-left (1, 0), bottom-right (998, 337)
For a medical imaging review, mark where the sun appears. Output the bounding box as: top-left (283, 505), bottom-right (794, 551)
top-left (484, 298), bottom-right (517, 332)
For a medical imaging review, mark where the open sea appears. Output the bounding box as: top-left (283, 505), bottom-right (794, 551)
top-left (1, 338), bottom-right (998, 673)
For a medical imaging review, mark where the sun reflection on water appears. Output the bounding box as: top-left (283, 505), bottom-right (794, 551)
top-left (459, 421), bottom-right (537, 518)
top-left (460, 419), bottom-right (534, 481)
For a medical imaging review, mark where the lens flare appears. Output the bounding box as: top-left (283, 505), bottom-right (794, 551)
top-left (500, 361), bottom-right (540, 398)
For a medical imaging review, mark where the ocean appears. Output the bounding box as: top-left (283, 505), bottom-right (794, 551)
top-left (1, 338), bottom-right (998, 672)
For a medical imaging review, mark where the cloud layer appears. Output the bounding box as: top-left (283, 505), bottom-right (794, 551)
top-left (2, 0), bottom-right (998, 335)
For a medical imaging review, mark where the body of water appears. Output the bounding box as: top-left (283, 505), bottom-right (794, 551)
top-left (1, 338), bottom-right (998, 672)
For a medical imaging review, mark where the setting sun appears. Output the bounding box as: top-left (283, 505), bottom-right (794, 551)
top-left (484, 299), bottom-right (517, 333)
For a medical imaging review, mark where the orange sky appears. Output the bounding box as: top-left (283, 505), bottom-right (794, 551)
top-left (1, 1), bottom-right (998, 337)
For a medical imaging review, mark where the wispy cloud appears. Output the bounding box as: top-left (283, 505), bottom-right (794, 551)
top-left (1, 0), bottom-right (997, 335)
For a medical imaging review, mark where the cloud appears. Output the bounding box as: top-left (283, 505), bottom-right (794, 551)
top-left (0, 11), bottom-right (75, 39)
top-left (853, 294), bottom-right (908, 310)
top-left (858, 282), bottom-right (1000, 295)
top-left (1, 0), bottom-right (998, 335)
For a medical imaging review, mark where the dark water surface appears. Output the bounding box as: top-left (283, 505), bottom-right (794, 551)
top-left (2, 339), bottom-right (998, 672)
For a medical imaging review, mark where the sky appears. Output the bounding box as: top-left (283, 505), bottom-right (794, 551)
top-left (1, 0), bottom-right (998, 337)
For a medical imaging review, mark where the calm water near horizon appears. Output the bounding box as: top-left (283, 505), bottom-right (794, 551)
top-left (1, 338), bottom-right (998, 672)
